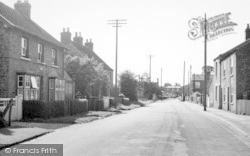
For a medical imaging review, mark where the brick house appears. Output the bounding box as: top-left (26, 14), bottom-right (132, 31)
top-left (213, 25), bottom-right (250, 113)
top-left (60, 29), bottom-right (113, 97)
top-left (0, 1), bottom-right (75, 101)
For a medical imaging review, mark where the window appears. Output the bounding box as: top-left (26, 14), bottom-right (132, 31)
top-left (215, 62), bottom-right (218, 77)
top-left (25, 75), bottom-right (31, 88)
top-left (18, 75), bottom-right (24, 88)
top-left (215, 86), bottom-right (217, 101)
top-left (21, 37), bottom-right (29, 58)
top-left (49, 79), bottom-right (55, 89)
top-left (223, 87), bottom-right (226, 102)
top-left (38, 44), bottom-right (44, 62)
top-left (195, 82), bottom-right (200, 89)
top-left (223, 61), bottom-right (226, 77)
top-left (17, 75), bottom-right (40, 100)
top-left (52, 49), bottom-right (57, 65)
top-left (49, 78), bottom-right (65, 101)
top-left (230, 56), bottom-right (233, 75)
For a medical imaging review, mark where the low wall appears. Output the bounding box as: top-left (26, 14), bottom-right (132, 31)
top-left (237, 100), bottom-right (250, 115)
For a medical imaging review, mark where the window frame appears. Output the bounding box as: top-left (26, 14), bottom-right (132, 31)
top-left (38, 43), bottom-right (44, 62)
top-left (21, 37), bottom-right (29, 58)
top-left (52, 49), bottom-right (57, 66)
top-left (230, 56), bottom-right (233, 75)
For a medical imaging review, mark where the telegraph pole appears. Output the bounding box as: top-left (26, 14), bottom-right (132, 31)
top-left (204, 14), bottom-right (207, 111)
top-left (161, 68), bottom-right (163, 99)
top-left (107, 19), bottom-right (127, 107)
top-left (183, 61), bottom-right (185, 101)
top-left (149, 55), bottom-right (153, 82)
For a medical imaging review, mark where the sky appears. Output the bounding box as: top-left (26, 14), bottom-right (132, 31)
top-left (2, 0), bottom-right (250, 86)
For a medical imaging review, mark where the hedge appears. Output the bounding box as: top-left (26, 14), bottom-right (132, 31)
top-left (87, 98), bottom-right (104, 111)
top-left (23, 99), bottom-right (88, 119)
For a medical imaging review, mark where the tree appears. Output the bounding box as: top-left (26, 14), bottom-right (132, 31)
top-left (65, 55), bottom-right (110, 98)
top-left (202, 65), bottom-right (214, 74)
top-left (119, 70), bottom-right (138, 101)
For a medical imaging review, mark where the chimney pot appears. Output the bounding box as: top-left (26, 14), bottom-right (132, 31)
top-left (14, 0), bottom-right (31, 18)
top-left (75, 32), bottom-right (78, 37)
top-left (63, 28), bottom-right (65, 32)
top-left (79, 32), bottom-right (81, 37)
top-left (246, 24), bottom-right (250, 40)
top-left (67, 27), bottom-right (69, 32)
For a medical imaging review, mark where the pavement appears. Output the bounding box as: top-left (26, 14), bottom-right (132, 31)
top-left (0, 102), bottom-right (149, 150)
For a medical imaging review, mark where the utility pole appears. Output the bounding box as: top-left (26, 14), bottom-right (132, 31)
top-left (161, 68), bottom-right (163, 99)
top-left (183, 61), bottom-right (185, 101)
top-left (204, 14), bottom-right (207, 111)
top-left (188, 67), bottom-right (189, 99)
top-left (149, 55), bottom-right (153, 82)
top-left (107, 19), bottom-right (127, 107)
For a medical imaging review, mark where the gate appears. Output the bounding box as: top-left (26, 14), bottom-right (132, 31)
top-left (0, 95), bottom-right (23, 121)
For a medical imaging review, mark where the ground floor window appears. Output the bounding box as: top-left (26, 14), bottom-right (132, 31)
top-left (17, 75), bottom-right (40, 100)
top-left (49, 78), bottom-right (65, 101)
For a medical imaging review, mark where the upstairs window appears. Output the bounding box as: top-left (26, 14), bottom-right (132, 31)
top-left (52, 49), bottom-right (57, 66)
top-left (38, 44), bottom-right (44, 62)
top-left (223, 61), bottom-right (226, 77)
top-left (230, 56), bottom-right (233, 75)
top-left (215, 62), bottom-right (218, 77)
top-left (21, 37), bottom-right (29, 58)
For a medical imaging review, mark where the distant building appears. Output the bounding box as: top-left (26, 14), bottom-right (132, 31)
top-left (164, 85), bottom-right (182, 97)
top-left (213, 24), bottom-right (250, 114)
top-left (0, 1), bottom-right (75, 101)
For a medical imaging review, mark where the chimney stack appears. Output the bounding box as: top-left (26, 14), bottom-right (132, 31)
top-left (61, 27), bottom-right (71, 45)
top-left (14, 0), bottom-right (31, 18)
top-left (73, 32), bottom-right (83, 45)
top-left (246, 24), bottom-right (250, 40)
top-left (85, 39), bottom-right (94, 51)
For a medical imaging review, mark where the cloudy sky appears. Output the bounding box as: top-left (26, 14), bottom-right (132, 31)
top-left (2, 0), bottom-right (250, 85)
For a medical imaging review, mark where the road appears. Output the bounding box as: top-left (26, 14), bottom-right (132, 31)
top-left (25, 99), bottom-right (250, 156)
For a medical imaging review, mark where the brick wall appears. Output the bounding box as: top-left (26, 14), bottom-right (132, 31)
top-left (0, 23), bottom-right (10, 97)
top-left (236, 44), bottom-right (250, 100)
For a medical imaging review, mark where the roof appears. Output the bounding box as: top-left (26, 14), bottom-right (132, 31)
top-left (71, 42), bottom-right (113, 71)
top-left (214, 39), bottom-right (250, 62)
top-left (0, 2), bottom-right (66, 49)
top-left (64, 70), bottom-right (73, 81)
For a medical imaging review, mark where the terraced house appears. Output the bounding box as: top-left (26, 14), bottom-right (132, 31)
top-left (61, 29), bottom-right (113, 97)
top-left (213, 25), bottom-right (250, 115)
top-left (0, 1), bottom-right (75, 101)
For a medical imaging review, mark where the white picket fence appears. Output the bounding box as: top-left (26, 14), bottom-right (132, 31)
top-left (237, 100), bottom-right (250, 115)
top-left (0, 95), bottom-right (23, 121)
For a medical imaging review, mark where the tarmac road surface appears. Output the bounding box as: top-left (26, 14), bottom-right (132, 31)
top-left (24, 99), bottom-right (250, 156)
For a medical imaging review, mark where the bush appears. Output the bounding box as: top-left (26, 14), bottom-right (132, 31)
top-left (23, 100), bottom-right (45, 119)
top-left (69, 99), bottom-right (88, 115)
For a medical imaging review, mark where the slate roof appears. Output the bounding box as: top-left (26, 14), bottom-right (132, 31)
top-left (0, 2), bottom-right (66, 49)
top-left (71, 42), bottom-right (113, 71)
top-left (214, 39), bottom-right (250, 62)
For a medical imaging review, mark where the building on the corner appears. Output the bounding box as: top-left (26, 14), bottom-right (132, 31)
top-left (213, 25), bottom-right (250, 115)
top-left (0, 1), bottom-right (75, 101)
